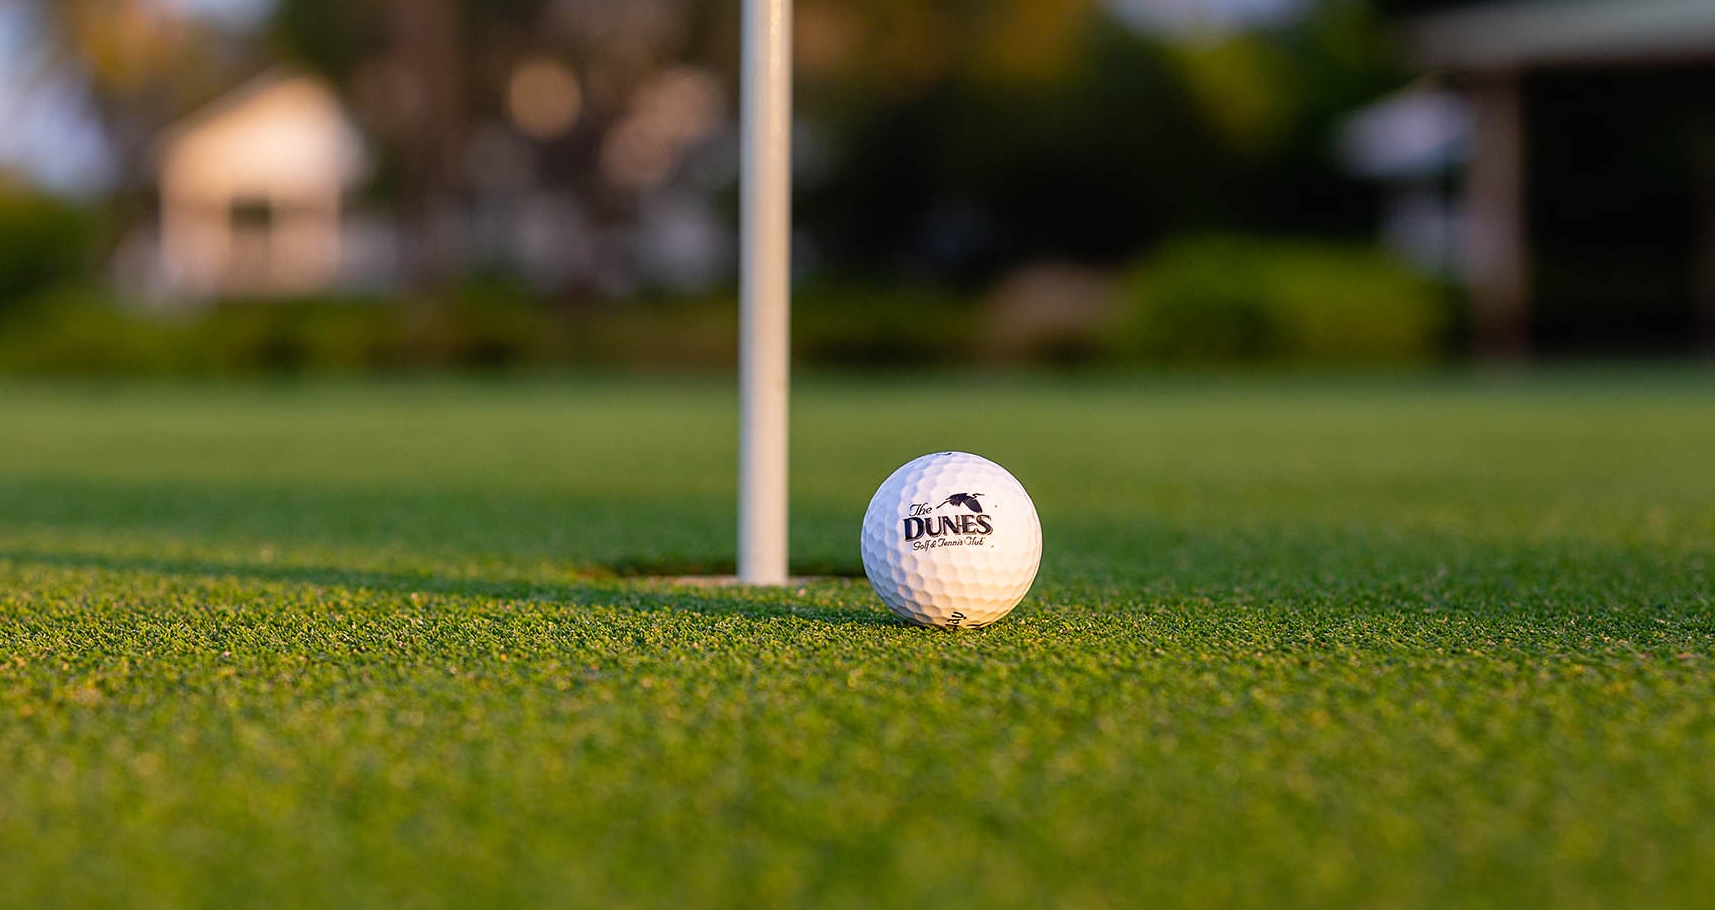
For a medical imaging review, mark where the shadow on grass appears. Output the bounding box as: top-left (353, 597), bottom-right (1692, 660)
top-left (0, 476), bottom-right (868, 580)
top-left (0, 546), bottom-right (896, 628)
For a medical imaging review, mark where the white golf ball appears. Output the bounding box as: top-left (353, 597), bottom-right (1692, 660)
top-left (860, 451), bottom-right (1042, 629)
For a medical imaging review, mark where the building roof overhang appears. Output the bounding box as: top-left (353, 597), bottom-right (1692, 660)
top-left (1412, 0), bottom-right (1715, 71)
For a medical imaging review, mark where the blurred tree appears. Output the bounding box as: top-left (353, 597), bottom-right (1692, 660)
top-left (19, 0), bottom-right (253, 193)
top-left (0, 190), bottom-right (98, 306)
top-left (259, 0), bottom-right (1408, 291)
top-left (271, 0), bottom-right (736, 291)
top-left (272, 0), bottom-right (467, 288)
top-left (795, 0), bottom-right (1405, 282)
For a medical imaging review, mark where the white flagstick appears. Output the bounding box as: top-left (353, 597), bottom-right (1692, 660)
top-left (738, 0), bottom-right (792, 584)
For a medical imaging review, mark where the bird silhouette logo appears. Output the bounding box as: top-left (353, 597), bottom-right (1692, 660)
top-left (938, 493), bottom-right (985, 514)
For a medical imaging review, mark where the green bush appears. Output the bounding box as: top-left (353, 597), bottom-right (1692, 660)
top-left (0, 193), bottom-right (99, 306)
top-left (793, 284), bottom-right (980, 367)
top-left (1113, 235), bottom-right (1450, 364)
top-left (0, 247), bottom-right (1448, 375)
top-left (0, 288), bottom-right (744, 376)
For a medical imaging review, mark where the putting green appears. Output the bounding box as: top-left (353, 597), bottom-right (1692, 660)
top-left (2, 372), bottom-right (1712, 909)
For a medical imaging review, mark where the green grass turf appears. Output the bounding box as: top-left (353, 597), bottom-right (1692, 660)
top-left (2, 370), bottom-right (1713, 909)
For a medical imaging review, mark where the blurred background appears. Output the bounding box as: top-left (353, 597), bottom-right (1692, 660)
top-left (0, 0), bottom-right (1710, 374)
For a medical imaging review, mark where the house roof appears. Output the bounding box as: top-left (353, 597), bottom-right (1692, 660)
top-left (1412, 0), bottom-right (1715, 70)
top-left (155, 69), bottom-right (368, 201)
top-left (155, 69), bottom-right (339, 152)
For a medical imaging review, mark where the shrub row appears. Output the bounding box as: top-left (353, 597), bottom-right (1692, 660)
top-left (0, 236), bottom-right (1450, 374)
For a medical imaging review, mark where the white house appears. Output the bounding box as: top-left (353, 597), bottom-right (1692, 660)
top-left (154, 71), bottom-right (372, 299)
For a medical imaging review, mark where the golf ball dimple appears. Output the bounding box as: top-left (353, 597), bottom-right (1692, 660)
top-left (860, 451), bottom-right (1042, 629)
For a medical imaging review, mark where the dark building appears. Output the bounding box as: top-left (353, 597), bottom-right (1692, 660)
top-left (1395, 0), bottom-right (1715, 354)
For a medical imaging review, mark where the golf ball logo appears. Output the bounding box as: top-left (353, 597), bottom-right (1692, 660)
top-left (861, 452), bottom-right (1042, 629)
top-left (903, 494), bottom-right (994, 545)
